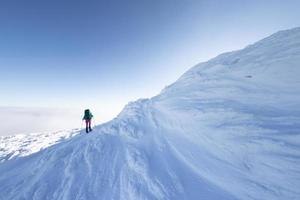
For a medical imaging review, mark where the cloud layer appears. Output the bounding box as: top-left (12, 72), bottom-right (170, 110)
top-left (0, 107), bottom-right (83, 136)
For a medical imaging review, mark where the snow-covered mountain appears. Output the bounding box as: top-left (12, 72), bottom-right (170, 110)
top-left (1, 27), bottom-right (300, 200)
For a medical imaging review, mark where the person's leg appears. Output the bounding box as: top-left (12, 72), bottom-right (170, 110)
top-left (85, 120), bottom-right (89, 133)
top-left (88, 120), bottom-right (92, 132)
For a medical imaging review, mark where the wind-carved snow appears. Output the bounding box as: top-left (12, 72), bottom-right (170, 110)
top-left (0, 27), bottom-right (300, 200)
top-left (0, 130), bottom-right (79, 162)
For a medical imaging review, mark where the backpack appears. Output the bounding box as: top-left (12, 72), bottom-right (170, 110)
top-left (84, 109), bottom-right (93, 120)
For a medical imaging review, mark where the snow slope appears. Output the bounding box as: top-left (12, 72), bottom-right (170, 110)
top-left (1, 27), bottom-right (300, 200)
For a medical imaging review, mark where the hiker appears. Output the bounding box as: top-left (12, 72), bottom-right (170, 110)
top-left (83, 109), bottom-right (93, 133)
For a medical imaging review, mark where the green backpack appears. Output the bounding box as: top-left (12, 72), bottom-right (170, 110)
top-left (83, 109), bottom-right (93, 120)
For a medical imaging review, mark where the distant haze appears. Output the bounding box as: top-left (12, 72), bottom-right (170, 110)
top-left (0, 106), bottom-right (121, 136)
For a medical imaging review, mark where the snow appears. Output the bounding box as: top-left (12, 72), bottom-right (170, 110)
top-left (0, 27), bottom-right (300, 200)
top-left (0, 130), bottom-right (80, 162)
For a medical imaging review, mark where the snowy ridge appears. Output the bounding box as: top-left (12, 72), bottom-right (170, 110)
top-left (0, 27), bottom-right (300, 200)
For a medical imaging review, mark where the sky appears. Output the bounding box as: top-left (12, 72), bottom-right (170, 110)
top-left (0, 0), bottom-right (300, 135)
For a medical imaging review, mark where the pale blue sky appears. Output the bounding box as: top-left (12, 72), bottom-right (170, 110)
top-left (0, 0), bottom-right (300, 128)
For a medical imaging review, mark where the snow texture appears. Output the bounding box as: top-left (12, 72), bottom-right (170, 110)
top-left (0, 27), bottom-right (300, 200)
top-left (0, 130), bottom-right (79, 162)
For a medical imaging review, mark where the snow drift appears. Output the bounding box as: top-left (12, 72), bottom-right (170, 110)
top-left (1, 27), bottom-right (300, 200)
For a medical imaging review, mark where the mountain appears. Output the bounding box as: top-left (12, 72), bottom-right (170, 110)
top-left (1, 27), bottom-right (300, 200)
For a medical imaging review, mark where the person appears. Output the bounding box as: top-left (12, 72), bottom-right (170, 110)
top-left (83, 109), bottom-right (93, 133)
